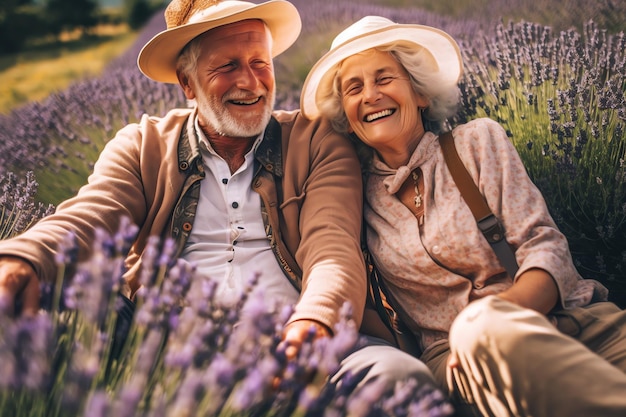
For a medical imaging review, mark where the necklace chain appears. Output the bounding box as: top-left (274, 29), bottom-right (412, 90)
top-left (412, 170), bottom-right (422, 208)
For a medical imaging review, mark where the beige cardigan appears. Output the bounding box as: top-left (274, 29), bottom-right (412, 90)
top-left (0, 107), bottom-right (367, 330)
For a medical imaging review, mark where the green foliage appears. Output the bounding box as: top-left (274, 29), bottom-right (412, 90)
top-left (123, 0), bottom-right (157, 30)
top-left (0, 0), bottom-right (35, 14)
top-left (0, 4), bottom-right (50, 54)
top-left (44, 0), bottom-right (100, 36)
top-left (0, 29), bottom-right (137, 114)
top-left (455, 21), bottom-right (626, 304)
top-left (0, 0), bottom-right (120, 55)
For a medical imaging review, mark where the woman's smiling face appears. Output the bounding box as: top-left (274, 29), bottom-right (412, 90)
top-left (339, 49), bottom-right (428, 161)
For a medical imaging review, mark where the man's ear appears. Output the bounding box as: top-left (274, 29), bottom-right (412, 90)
top-left (177, 70), bottom-right (195, 100)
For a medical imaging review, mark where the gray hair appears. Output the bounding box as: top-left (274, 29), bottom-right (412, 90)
top-left (176, 35), bottom-right (203, 80)
top-left (318, 42), bottom-right (461, 135)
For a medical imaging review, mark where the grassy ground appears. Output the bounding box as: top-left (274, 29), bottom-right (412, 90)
top-left (0, 24), bottom-right (137, 115)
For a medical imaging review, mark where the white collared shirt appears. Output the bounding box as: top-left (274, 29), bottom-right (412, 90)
top-left (180, 118), bottom-right (299, 308)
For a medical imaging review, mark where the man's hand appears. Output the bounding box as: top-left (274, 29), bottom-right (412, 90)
top-left (272, 319), bottom-right (332, 390)
top-left (280, 319), bottom-right (332, 361)
top-left (0, 256), bottom-right (40, 317)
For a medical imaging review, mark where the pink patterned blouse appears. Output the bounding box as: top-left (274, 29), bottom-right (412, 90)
top-left (365, 117), bottom-right (608, 352)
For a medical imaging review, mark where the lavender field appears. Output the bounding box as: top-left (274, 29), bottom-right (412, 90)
top-left (0, 0), bottom-right (625, 415)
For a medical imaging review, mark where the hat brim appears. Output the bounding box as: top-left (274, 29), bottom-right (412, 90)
top-left (138, 0), bottom-right (301, 84)
top-left (300, 23), bottom-right (463, 120)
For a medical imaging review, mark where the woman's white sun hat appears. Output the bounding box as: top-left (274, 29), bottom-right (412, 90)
top-left (138, 0), bottom-right (302, 84)
top-left (300, 16), bottom-right (463, 120)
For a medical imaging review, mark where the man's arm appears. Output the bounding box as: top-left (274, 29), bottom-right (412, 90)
top-left (287, 115), bottom-right (367, 330)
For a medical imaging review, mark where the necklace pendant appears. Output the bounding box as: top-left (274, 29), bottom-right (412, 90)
top-left (411, 170), bottom-right (422, 208)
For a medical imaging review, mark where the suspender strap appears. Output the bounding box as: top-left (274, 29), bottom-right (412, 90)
top-left (439, 131), bottom-right (519, 278)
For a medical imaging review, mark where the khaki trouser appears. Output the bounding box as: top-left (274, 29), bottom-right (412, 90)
top-left (421, 296), bottom-right (626, 417)
top-left (333, 334), bottom-right (436, 390)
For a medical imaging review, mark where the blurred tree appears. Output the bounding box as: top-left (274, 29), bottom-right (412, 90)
top-left (0, 0), bottom-right (33, 12)
top-left (0, 0), bottom-right (49, 54)
top-left (124, 0), bottom-right (162, 30)
top-left (44, 0), bottom-right (99, 36)
top-left (124, 0), bottom-right (151, 30)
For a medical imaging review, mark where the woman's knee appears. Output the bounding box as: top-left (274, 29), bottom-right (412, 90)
top-left (449, 295), bottom-right (549, 357)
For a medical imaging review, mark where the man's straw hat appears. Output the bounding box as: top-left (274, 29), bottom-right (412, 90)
top-left (138, 0), bottom-right (302, 83)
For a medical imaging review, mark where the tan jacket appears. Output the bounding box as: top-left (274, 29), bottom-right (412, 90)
top-left (0, 108), bottom-right (367, 329)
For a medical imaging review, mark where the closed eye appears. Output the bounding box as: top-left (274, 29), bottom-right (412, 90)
top-left (343, 83), bottom-right (363, 96)
top-left (377, 76), bottom-right (395, 85)
top-left (215, 62), bottom-right (237, 73)
top-left (250, 60), bottom-right (270, 69)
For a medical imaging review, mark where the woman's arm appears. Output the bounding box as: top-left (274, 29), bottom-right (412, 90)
top-left (497, 268), bottom-right (559, 314)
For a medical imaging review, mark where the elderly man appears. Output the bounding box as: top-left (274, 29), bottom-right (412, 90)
top-left (0, 0), bottom-right (433, 391)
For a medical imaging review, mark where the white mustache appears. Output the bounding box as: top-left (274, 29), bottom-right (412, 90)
top-left (224, 90), bottom-right (266, 103)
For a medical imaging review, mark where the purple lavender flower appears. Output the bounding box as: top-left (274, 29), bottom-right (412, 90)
top-left (0, 314), bottom-right (53, 390)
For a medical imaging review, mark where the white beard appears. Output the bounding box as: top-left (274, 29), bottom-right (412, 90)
top-left (195, 86), bottom-right (275, 138)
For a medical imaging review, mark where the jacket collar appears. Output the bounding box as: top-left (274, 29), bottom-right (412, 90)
top-left (177, 110), bottom-right (202, 173)
top-left (177, 110), bottom-right (283, 176)
top-left (255, 116), bottom-right (284, 177)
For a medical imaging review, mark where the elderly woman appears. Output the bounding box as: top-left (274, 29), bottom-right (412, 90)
top-left (301, 16), bottom-right (626, 417)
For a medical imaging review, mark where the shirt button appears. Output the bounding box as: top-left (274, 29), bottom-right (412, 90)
top-left (222, 178), bottom-right (228, 184)
top-left (432, 245), bottom-right (441, 254)
top-left (232, 202), bottom-right (239, 209)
